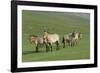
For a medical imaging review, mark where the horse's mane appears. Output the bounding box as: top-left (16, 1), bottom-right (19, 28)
top-left (44, 31), bottom-right (55, 34)
top-left (31, 34), bottom-right (38, 37)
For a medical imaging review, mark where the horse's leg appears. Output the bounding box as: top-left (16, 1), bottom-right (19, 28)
top-left (67, 40), bottom-right (71, 47)
top-left (63, 41), bottom-right (66, 48)
top-left (73, 41), bottom-right (77, 46)
top-left (45, 43), bottom-right (49, 52)
top-left (66, 40), bottom-right (70, 47)
top-left (71, 40), bottom-right (76, 46)
top-left (71, 41), bottom-right (73, 47)
top-left (71, 42), bottom-right (73, 47)
top-left (36, 44), bottom-right (39, 52)
top-left (70, 40), bottom-right (73, 47)
top-left (75, 40), bottom-right (77, 45)
top-left (49, 43), bottom-right (52, 51)
top-left (66, 40), bottom-right (71, 47)
top-left (62, 38), bottom-right (65, 48)
top-left (56, 41), bottom-right (59, 50)
top-left (73, 39), bottom-right (77, 46)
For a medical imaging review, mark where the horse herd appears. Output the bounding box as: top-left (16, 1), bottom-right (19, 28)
top-left (30, 31), bottom-right (82, 52)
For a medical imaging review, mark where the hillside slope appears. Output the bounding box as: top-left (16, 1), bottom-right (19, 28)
top-left (22, 10), bottom-right (90, 62)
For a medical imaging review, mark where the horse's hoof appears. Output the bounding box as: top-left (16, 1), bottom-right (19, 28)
top-left (46, 50), bottom-right (49, 52)
top-left (36, 51), bottom-right (39, 53)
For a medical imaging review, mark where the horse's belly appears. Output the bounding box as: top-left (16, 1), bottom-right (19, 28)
top-left (48, 37), bottom-right (59, 43)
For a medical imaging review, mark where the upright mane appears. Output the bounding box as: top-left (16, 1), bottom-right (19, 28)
top-left (30, 34), bottom-right (38, 37)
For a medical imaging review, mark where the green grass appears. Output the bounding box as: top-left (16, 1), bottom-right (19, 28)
top-left (22, 10), bottom-right (90, 62)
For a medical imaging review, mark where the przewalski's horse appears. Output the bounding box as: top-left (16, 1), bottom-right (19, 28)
top-left (72, 31), bottom-right (82, 45)
top-left (62, 31), bottom-right (82, 48)
top-left (43, 31), bottom-right (60, 51)
top-left (62, 33), bottom-right (74, 48)
top-left (30, 35), bottom-right (46, 52)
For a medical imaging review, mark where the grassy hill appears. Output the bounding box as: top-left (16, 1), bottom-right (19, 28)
top-left (22, 10), bottom-right (90, 62)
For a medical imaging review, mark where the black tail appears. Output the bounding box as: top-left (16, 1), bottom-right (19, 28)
top-left (62, 37), bottom-right (64, 43)
top-left (62, 37), bottom-right (66, 48)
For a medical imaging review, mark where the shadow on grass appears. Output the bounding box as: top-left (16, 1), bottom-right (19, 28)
top-left (22, 50), bottom-right (47, 55)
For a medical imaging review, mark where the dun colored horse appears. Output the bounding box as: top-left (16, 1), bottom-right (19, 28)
top-left (62, 33), bottom-right (74, 47)
top-left (43, 31), bottom-right (60, 51)
top-left (62, 31), bottom-right (82, 48)
top-left (30, 35), bottom-right (45, 52)
top-left (71, 31), bottom-right (82, 45)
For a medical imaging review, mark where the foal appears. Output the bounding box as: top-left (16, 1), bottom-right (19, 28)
top-left (62, 31), bottom-right (82, 48)
top-left (30, 35), bottom-right (45, 52)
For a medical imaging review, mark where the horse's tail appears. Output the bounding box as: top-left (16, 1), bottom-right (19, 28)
top-left (62, 37), bottom-right (65, 43)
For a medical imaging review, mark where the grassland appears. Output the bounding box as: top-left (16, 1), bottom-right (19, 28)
top-left (22, 10), bottom-right (90, 62)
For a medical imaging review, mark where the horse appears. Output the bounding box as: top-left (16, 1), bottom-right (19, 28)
top-left (72, 31), bottom-right (82, 45)
top-left (62, 33), bottom-right (75, 48)
top-left (30, 35), bottom-right (45, 52)
top-left (62, 31), bottom-right (82, 48)
top-left (43, 31), bottom-right (60, 51)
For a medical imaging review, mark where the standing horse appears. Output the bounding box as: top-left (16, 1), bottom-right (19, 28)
top-left (43, 31), bottom-right (60, 51)
top-left (30, 35), bottom-right (45, 52)
top-left (62, 31), bottom-right (82, 48)
top-left (72, 31), bottom-right (82, 45)
top-left (62, 33), bottom-right (75, 48)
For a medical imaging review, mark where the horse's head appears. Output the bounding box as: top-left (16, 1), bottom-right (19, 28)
top-left (72, 32), bottom-right (82, 40)
top-left (43, 31), bottom-right (48, 38)
top-left (78, 32), bottom-right (82, 39)
top-left (30, 35), bottom-right (38, 44)
top-left (43, 31), bottom-right (49, 43)
top-left (72, 32), bottom-right (76, 37)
